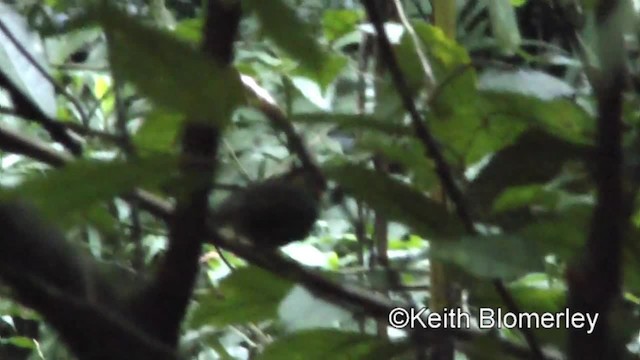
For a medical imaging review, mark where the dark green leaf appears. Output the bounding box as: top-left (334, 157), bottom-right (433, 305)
top-left (432, 234), bottom-right (544, 279)
top-left (258, 329), bottom-right (407, 360)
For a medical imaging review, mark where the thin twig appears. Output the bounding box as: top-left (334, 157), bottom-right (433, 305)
top-left (0, 69), bottom-right (82, 155)
top-left (241, 75), bottom-right (327, 192)
top-left (392, 0), bottom-right (436, 92)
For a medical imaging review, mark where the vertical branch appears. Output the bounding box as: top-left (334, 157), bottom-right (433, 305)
top-left (130, 0), bottom-right (241, 346)
top-left (567, 1), bottom-right (627, 359)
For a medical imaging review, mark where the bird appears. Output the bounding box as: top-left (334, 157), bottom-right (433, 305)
top-left (213, 172), bottom-right (322, 248)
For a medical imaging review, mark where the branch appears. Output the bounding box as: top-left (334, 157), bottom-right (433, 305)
top-left (242, 75), bottom-right (327, 192)
top-left (567, 1), bottom-right (628, 358)
top-left (0, 69), bottom-right (82, 155)
top-left (0, 202), bottom-right (178, 360)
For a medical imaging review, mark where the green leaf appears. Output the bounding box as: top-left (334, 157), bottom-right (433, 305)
top-left (190, 267), bottom-right (292, 327)
top-left (467, 129), bottom-right (591, 216)
top-left (322, 9), bottom-right (363, 43)
top-left (509, 279), bottom-right (568, 346)
top-left (1, 336), bottom-right (36, 350)
top-left (487, 0), bottom-right (522, 53)
top-left (258, 329), bottom-right (407, 360)
top-left (492, 184), bottom-right (558, 213)
top-left (0, 155), bottom-right (176, 223)
top-left (245, 0), bottom-right (323, 71)
top-left (134, 108), bottom-right (182, 153)
top-left (174, 18), bottom-right (203, 44)
top-left (93, 4), bottom-right (243, 125)
top-left (478, 90), bottom-right (594, 144)
top-left (291, 113), bottom-right (413, 137)
top-left (324, 163), bottom-right (463, 240)
top-left (432, 234), bottom-right (544, 279)
top-left (396, 22), bottom-right (476, 97)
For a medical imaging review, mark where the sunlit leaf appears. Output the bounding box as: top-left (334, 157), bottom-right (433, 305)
top-left (322, 9), bottom-right (362, 43)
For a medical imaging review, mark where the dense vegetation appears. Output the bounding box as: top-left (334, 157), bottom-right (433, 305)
top-left (0, 0), bottom-right (637, 359)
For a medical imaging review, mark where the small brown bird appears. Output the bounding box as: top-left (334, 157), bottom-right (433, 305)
top-left (213, 174), bottom-right (321, 248)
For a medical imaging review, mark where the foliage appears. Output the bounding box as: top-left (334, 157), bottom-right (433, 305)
top-left (0, 0), bottom-right (638, 359)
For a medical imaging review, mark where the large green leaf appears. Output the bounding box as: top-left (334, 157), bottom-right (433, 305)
top-left (324, 163), bottom-right (463, 240)
top-left (190, 267), bottom-right (292, 327)
top-left (258, 329), bottom-right (407, 360)
top-left (291, 113), bottom-right (412, 137)
top-left (134, 108), bottom-right (182, 153)
top-left (432, 234), bottom-right (544, 279)
top-left (403, 22), bottom-right (477, 113)
top-left (93, 4), bottom-right (243, 126)
top-left (322, 9), bottom-right (362, 43)
top-left (466, 129), bottom-right (592, 216)
top-left (492, 184), bottom-right (591, 214)
top-left (0, 155), bottom-right (176, 222)
top-left (478, 90), bottom-right (594, 144)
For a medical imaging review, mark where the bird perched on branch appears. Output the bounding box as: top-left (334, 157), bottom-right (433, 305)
top-left (213, 169), bottom-right (323, 248)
